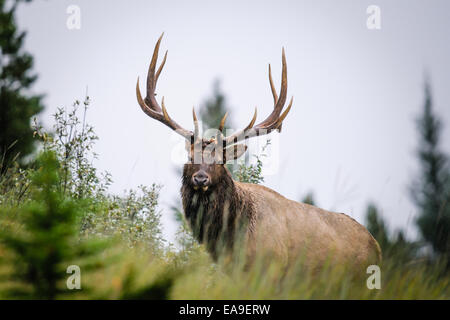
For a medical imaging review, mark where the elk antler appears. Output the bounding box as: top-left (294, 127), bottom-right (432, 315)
top-left (136, 33), bottom-right (194, 141)
top-left (223, 48), bottom-right (293, 146)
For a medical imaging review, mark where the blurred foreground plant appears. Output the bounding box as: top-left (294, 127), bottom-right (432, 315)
top-left (0, 151), bottom-right (108, 299)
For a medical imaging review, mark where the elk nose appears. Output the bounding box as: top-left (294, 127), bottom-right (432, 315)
top-left (192, 171), bottom-right (209, 186)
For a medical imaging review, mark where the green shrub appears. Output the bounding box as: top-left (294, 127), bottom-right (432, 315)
top-left (33, 96), bottom-right (112, 199)
top-left (234, 140), bottom-right (270, 184)
top-left (81, 184), bottom-right (164, 252)
top-left (0, 151), bottom-right (108, 299)
top-left (32, 97), bottom-right (164, 252)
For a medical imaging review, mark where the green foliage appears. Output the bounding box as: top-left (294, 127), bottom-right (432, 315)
top-left (234, 140), bottom-right (270, 184)
top-left (0, 0), bottom-right (44, 167)
top-left (302, 192), bottom-right (316, 205)
top-left (0, 95), bottom-right (167, 299)
top-left (0, 152), bottom-right (31, 206)
top-left (365, 203), bottom-right (418, 262)
top-left (168, 254), bottom-right (449, 299)
top-left (119, 262), bottom-right (181, 300)
top-left (366, 203), bottom-right (390, 250)
top-left (0, 151), bottom-right (107, 299)
top-left (81, 184), bottom-right (165, 252)
top-left (33, 96), bottom-right (112, 199)
top-left (234, 155), bottom-right (264, 184)
top-left (171, 202), bottom-right (203, 261)
top-left (411, 81), bottom-right (450, 261)
top-left (30, 97), bottom-right (164, 252)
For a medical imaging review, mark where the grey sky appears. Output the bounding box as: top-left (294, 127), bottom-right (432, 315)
top-left (16, 0), bottom-right (450, 243)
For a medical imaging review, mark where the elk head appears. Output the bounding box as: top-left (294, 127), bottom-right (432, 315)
top-left (136, 34), bottom-right (293, 193)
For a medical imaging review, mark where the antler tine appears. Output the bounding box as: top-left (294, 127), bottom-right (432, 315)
top-left (145, 33), bottom-right (164, 111)
top-left (137, 77), bottom-right (160, 118)
top-left (255, 47), bottom-right (287, 129)
top-left (274, 96), bottom-right (293, 130)
top-left (155, 50), bottom-right (168, 88)
top-left (268, 64), bottom-right (278, 105)
top-left (225, 48), bottom-right (291, 145)
top-left (224, 107), bottom-right (257, 145)
top-left (192, 107), bottom-right (200, 141)
top-left (136, 34), bottom-right (193, 141)
top-left (215, 112), bottom-right (229, 147)
top-left (218, 112), bottom-right (228, 133)
top-left (269, 62), bottom-right (284, 131)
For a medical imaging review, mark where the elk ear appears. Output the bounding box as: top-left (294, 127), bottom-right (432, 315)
top-left (224, 144), bottom-right (248, 162)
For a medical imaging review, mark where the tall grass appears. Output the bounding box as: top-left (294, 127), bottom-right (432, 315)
top-left (53, 242), bottom-right (449, 299)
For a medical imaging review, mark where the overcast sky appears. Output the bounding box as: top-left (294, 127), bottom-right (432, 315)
top-left (16, 0), bottom-right (450, 244)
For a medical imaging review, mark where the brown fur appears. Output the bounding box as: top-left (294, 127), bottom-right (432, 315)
top-left (181, 162), bottom-right (382, 271)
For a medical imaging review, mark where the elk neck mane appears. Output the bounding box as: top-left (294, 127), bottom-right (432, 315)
top-left (181, 164), bottom-right (255, 259)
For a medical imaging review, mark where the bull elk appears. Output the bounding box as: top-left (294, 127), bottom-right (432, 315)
top-left (136, 34), bottom-right (381, 271)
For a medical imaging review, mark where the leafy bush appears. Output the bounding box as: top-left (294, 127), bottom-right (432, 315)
top-left (234, 140), bottom-right (270, 184)
top-left (0, 150), bottom-right (32, 206)
top-left (31, 97), bottom-right (164, 251)
top-left (81, 184), bottom-right (164, 252)
top-left (33, 96), bottom-right (112, 199)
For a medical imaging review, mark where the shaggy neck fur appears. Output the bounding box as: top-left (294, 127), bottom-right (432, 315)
top-left (181, 165), bottom-right (254, 260)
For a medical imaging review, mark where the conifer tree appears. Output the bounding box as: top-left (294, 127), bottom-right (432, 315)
top-left (411, 81), bottom-right (450, 259)
top-left (365, 203), bottom-right (417, 262)
top-left (0, 0), bottom-right (43, 168)
top-left (302, 192), bottom-right (316, 206)
top-left (365, 203), bottom-right (390, 251)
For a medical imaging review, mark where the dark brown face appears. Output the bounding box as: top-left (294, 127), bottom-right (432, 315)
top-left (183, 162), bottom-right (228, 192)
top-left (182, 138), bottom-right (248, 191)
top-left (183, 139), bottom-right (229, 192)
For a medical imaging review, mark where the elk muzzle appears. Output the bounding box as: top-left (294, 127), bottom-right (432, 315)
top-left (192, 170), bottom-right (211, 191)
